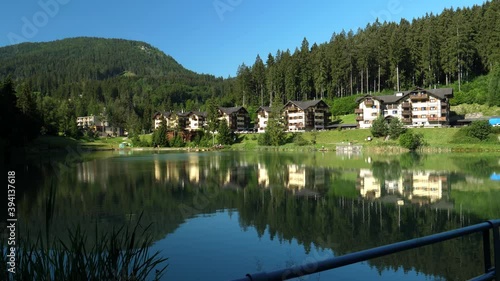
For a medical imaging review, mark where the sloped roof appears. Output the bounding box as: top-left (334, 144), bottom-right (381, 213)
top-left (285, 100), bottom-right (329, 110)
top-left (189, 111), bottom-right (207, 117)
top-left (219, 106), bottom-right (247, 115)
top-left (153, 111), bottom-right (173, 118)
top-left (356, 87), bottom-right (453, 104)
top-left (177, 111), bottom-right (190, 117)
top-left (256, 106), bottom-right (272, 113)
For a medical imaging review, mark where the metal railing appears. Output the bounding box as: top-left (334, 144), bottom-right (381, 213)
top-left (230, 219), bottom-right (500, 281)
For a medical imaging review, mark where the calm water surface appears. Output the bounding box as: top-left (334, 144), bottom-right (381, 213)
top-left (15, 150), bottom-right (500, 280)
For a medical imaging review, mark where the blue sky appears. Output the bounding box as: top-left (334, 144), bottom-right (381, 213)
top-left (0, 0), bottom-right (487, 78)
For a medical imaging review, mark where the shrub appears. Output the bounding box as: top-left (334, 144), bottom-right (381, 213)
top-left (371, 116), bottom-right (388, 137)
top-left (399, 130), bottom-right (425, 151)
top-left (452, 120), bottom-right (493, 143)
top-left (293, 133), bottom-right (310, 146)
top-left (468, 120), bottom-right (492, 141)
top-left (388, 118), bottom-right (406, 139)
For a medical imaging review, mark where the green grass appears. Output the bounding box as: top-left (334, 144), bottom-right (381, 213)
top-left (451, 104), bottom-right (500, 116)
top-left (337, 114), bottom-right (357, 124)
top-left (230, 127), bottom-right (500, 152)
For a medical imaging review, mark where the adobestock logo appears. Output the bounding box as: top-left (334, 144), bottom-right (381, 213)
top-left (370, 0), bottom-right (406, 23)
top-left (7, 0), bottom-right (70, 45)
top-left (213, 0), bottom-right (243, 21)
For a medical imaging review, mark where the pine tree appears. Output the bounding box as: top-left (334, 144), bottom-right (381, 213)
top-left (216, 119), bottom-right (232, 145)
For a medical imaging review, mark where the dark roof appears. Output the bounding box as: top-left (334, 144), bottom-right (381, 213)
top-left (177, 111), bottom-right (190, 117)
top-left (285, 100), bottom-right (329, 110)
top-left (219, 106), bottom-right (247, 115)
top-left (153, 111), bottom-right (172, 118)
top-left (189, 111), bottom-right (207, 117)
top-left (356, 87), bottom-right (453, 104)
top-left (256, 106), bottom-right (272, 113)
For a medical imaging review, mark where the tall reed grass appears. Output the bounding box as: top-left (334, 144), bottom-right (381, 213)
top-left (1, 182), bottom-right (168, 281)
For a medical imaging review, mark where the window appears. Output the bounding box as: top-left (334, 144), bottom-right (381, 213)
top-left (364, 120), bottom-right (371, 124)
top-left (413, 107), bottom-right (418, 111)
top-left (392, 110), bottom-right (397, 114)
top-left (421, 107), bottom-right (426, 110)
top-left (421, 115), bottom-right (427, 118)
top-left (430, 106), bottom-right (436, 110)
top-left (371, 113), bottom-right (378, 116)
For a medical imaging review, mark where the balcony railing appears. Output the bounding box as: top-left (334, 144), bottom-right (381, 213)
top-left (402, 110), bottom-right (412, 115)
top-left (428, 117), bottom-right (447, 122)
top-left (355, 109), bottom-right (363, 114)
top-left (441, 102), bottom-right (448, 108)
top-left (402, 118), bottom-right (412, 123)
top-left (364, 100), bottom-right (374, 106)
top-left (356, 116), bottom-right (364, 121)
top-left (402, 102), bottom-right (411, 108)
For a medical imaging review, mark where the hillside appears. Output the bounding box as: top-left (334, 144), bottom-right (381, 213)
top-left (0, 37), bottom-right (241, 137)
top-left (0, 37), bottom-right (189, 82)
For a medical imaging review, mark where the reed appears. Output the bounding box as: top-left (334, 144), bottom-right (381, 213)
top-left (1, 182), bottom-right (168, 281)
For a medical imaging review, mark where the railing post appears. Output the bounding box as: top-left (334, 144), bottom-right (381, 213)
top-left (492, 222), bottom-right (500, 280)
top-left (483, 229), bottom-right (491, 274)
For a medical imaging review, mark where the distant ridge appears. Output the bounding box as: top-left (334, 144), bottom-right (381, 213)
top-left (0, 37), bottom-right (191, 82)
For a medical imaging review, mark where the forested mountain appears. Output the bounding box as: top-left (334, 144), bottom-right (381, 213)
top-left (237, 0), bottom-right (500, 106)
top-left (0, 37), bottom-right (238, 138)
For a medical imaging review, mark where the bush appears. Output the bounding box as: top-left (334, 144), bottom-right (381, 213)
top-left (399, 130), bottom-right (425, 151)
top-left (452, 120), bottom-right (493, 143)
top-left (388, 118), bottom-right (406, 139)
top-left (468, 120), bottom-right (492, 141)
top-left (371, 116), bottom-right (388, 137)
top-left (258, 132), bottom-right (271, 146)
top-left (293, 133), bottom-right (310, 146)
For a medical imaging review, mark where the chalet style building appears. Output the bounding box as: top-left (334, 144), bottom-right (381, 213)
top-left (186, 111), bottom-right (207, 131)
top-left (256, 106), bottom-right (272, 133)
top-left (153, 107), bottom-right (250, 133)
top-left (218, 106), bottom-right (250, 132)
top-left (355, 87), bottom-right (453, 128)
top-left (153, 112), bottom-right (173, 130)
top-left (76, 114), bottom-right (124, 136)
top-left (282, 100), bottom-right (331, 131)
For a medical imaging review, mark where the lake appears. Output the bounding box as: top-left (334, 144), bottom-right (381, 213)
top-left (13, 150), bottom-right (500, 280)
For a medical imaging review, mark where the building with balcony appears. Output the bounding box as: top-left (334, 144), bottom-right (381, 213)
top-left (256, 106), bottom-right (272, 133)
top-left (186, 111), bottom-right (207, 131)
top-left (218, 106), bottom-right (250, 132)
top-left (354, 87), bottom-right (453, 128)
top-left (76, 114), bottom-right (124, 136)
top-left (282, 100), bottom-right (330, 131)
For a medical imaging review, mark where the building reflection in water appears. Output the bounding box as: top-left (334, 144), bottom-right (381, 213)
top-left (150, 155), bottom-right (327, 197)
top-left (356, 168), bottom-right (450, 208)
top-left (77, 153), bottom-right (451, 208)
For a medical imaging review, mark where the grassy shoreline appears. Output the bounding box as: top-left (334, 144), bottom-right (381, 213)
top-left (27, 127), bottom-right (500, 155)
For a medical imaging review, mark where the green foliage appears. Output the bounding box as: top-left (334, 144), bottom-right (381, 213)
top-left (399, 130), bottom-right (425, 150)
top-left (293, 133), bottom-right (310, 146)
top-left (371, 116), bottom-right (388, 138)
top-left (170, 133), bottom-right (184, 147)
top-left (488, 63), bottom-right (500, 106)
top-left (388, 118), bottom-right (406, 139)
top-left (151, 119), bottom-right (169, 147)
top-left (217, 119), bottom-right (233, 145)
top-left (0, 216), bottom-right (168, 281)
top-left (454, 120), bottom-right (493, 143)
top-left (331, 95), bottom-right (362, 116)
top-left (259, 106), bottom-right (286, 146)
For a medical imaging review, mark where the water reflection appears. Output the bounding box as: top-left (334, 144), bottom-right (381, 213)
top-left (19, 151), bottom-right (500, 281)
top-left (357, 169), bottom-right (450, 207)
